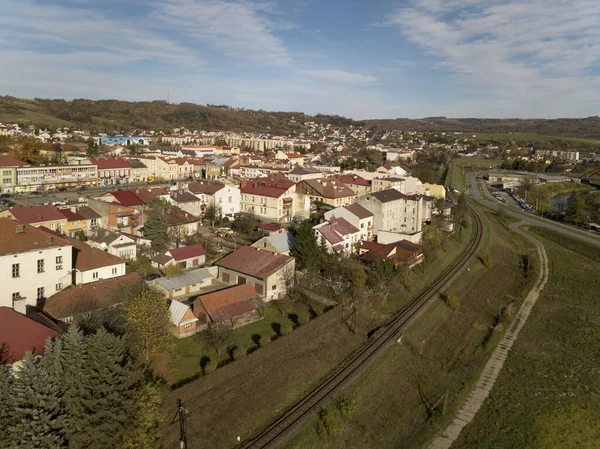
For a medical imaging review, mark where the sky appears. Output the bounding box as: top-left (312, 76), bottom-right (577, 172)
top-left (1, 0), bottom-right (600, 119)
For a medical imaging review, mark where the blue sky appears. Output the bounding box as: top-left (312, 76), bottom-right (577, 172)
top-left (1, 0), bottom-right (599, 119)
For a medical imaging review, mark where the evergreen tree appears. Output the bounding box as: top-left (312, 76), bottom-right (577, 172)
top-left (60, 326), bottom-right (88, 441)
top-left (0, 364), bottom-right (13, 448)
top-left (144, 200), bottom-right (169, 253)
top-left (72, 329), bottom-right (142, 448)
top-left (292, 220), bottom-right (322, 272)
top-left (118, 382), bottom-right (163, 449)
top-left (8, 344), bottom-right (67, 448)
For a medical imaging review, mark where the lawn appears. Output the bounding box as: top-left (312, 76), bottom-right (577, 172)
top-left (152, 300), bottom-right (314, 385)
top-left (281, 206), bottom-right (538, 449)
top-left (454, 157), bottom-right (503, 170)
top-left (469, 132), bottom-right (600, 149)
top-left (452, 227), bottom-right (600, 449)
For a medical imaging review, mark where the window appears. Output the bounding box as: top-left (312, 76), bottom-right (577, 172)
top-left (2, 178), bottom-right (11, 184)
top-left (361, 223), bottom-right (364, 229)
top-left (37, 259), bottom-right (45, 273)
top-left (12, 292), bottom-right (20, 305)
top-left (56, 283), bottom-right (63, 290)
top-left (56, 256), bottom-right (63, 264)
top-left (93, 271), bottom-right (99, 279)
top-left (228, 196), bottom-right (232, 203)
top-left (272, 285), bottom-right (277, 291)
top-left (183, 323), bottom-right (193, 329)
top-left (112, 267), bottom-right (118, 275)
top-left (37, 287), bottom-right (45, 299)
top-left (2, 170), bottom-right (10, 176)
top-left (12, 263), bottom-right (20, 278)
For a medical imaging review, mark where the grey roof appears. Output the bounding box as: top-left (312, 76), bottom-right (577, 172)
top-left (171, 191), bottom-right (200, 203)
top-left (154, 268), bottom-right (215, 291)
top-left (169, 300), bottom-right (196, 326)
top-left (87, 228), bottom-right (120, 245)
top-left (266, 231), bottom-right (294, 253)
top-left (77, 206), bottom-right (102, 220)
top-left (127, 159), bottom-right (147, 169)
top-left (370, 189), bottom-right (406, 203)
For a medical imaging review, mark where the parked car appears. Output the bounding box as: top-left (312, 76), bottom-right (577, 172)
top-left (1, 200), bottom-right (15, 207)
top-left (144, 273), bottom-right (161, 281)
top-left (0, 193), bottom-right (12, 198)
top-left (215, 227), bottom-right (235, 238)
top-left (57, 187), bottom-right (68, 192)
top-left (78, 186), bottom-right (87, 191)
top-left (30, 191), bottom-right (42, 196)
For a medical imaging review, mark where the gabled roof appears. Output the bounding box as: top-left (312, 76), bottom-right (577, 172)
top-left (59, 208), bottom-right (85, 223)
top-left (169, 300), bottom-right (197, 326)
top-left (127, 159), bottom-right (147, 169)
top-left (288, 166), bottom-right (322, 175)
top-left (0, 307), bottom-right (58, 364)
top-left (343, 203), bottom-right (373, 219)
top-left (132, 188), bottom-right (168, 204)
top-left (193, 283), bottom-right (264, 322)
top-left (315, 217), bottom-right (359, 245)
top-left (188, 180), bottom-right (226, 196)
top-left (165, 206), bottom-right (199, 226)
top-left (9, 205), bottom-right (67, 224)
top-left (75, 206), bottom-right (102, 220)
top-left (240, 181), bottom-right (294, 198)
top-left (168, 243), bottom-right (206, 261)
top-left (72, 240), bottom-right (126, 271)
top-left (256, 231), bottom-right (294, 253)
top-left (109, 190), bottom-right (144, 206)
top-left (299, 178), bottom-right (356, 199)
top-left (153, 268), bottom-right (216, 291)
top-left (370, 189), bottom-right (406, 203)
top-left (257, 223), bottom-right (284, 232)
top-left (332, 174), bottom-right (371, 187)
top-left (170, 191), bottom-right (200, 204)
top-left (0, 155), bottom-right (29, 167)
top-left (43, 273), bottom-right (145, 320)
top-left (215, 246), bottom-right (293, 279)
top-left (87, 228), bottom-right (125, 246)
top-left (0, 218), bottom-right (71, 256)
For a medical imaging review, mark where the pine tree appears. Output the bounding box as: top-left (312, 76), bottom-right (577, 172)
top-left (72, 329), bottom-right (142, 448)
top-left (144, 200), bottom-right (169, 253)
top-left (0, 364), bottom-right (13, 448)
top-left (8, 344), bottom-right (67, 448)
top-left (292, 220), bottom-right (322, 272)
top-left (60, 326), bottom-right (88, 441)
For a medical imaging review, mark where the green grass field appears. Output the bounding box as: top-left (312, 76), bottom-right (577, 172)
top-left (453, 226), bottom-right (600, 449)
top-left (282, 207), bottom-right (538, 449)
top-left (471, 132), bottom-right (600, 149)
top-left (0, 99), bottom-right (75, 128)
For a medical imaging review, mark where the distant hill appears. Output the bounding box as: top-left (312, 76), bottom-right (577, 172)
top-left (2, 96), bottom-right (600, 140)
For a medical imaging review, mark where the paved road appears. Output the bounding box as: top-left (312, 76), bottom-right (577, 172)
top-left (428, 221), bottom-right (550, 449)
top-left (466, 172), bottom-right (600, 248)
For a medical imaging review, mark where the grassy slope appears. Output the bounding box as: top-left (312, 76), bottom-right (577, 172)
top-left (0, 99), bottom-right (75, 128)
top-left (453, 227), bottom-right (600, 449)
top-left (281, 207), bottom-right (538, 449)
top-left (471, 132), bottom-right (600, 147)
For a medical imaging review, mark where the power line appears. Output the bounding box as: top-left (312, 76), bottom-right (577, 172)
top-left (171, 399), bottom-right (189, 449)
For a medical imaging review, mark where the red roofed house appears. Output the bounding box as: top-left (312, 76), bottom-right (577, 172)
top-left (275, 150), bottom-right (304, 166)
top-left (0, 307), bottom-right (58, 366)
top-left (331, 174), bottom-right (372, 195)
top-left (152, 243), bottom-right (206, 270)
top-left (359, 240), bottom-right (424, 268)
top-left (257, 222), bottom-right (285, 236)
top-left (214, 246), bottom-right (295, 301)
top-left (296, 178), bottom-right (357, 207)
top-left (90, 157), bottom-right (132, 186)
top-left (0, 204), bottom-right (68, 232)
top-left (324, 203), bottom-right (374, 242)
top-left (313, 217), bottom-right (362, 255)
top-left (192, 283), bottom-right (264, 328)
top-left (240, 180), bottom-right (304, 222)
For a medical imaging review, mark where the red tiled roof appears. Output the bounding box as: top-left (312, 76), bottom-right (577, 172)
top-left (0, 155), bottom-right (29, 167)
top-left (168, 243), bottom-right (206, 261)
top-left (72, 240), bottom-right (126, 271)
top-left (90, 157), bottom-right (132, 170)
top-left (298, 178), bottom-right (356, 199)
top-left (110, 190), bottom-right (144, 206)
top-left (9, 205), bottom-right (67, 224)
top-left (358, 241), bottom-right (396, 263)
top-left (258, 223), bottom-right (283, 232)
top-left (193, 283), bottom-right (261, 322)
top-left (59, 208), bottom-right (85, 222)
top-left (188, 180), bottom-right (226, 195)
top-left (215, 246), bottom-right (293, 279)
top-left (240, 181), bottom-right (293, 198)
top-left (0, 307), bottom-right (58, 364)
top-left (0, 219), bottom-right (71, 256)
top-left (315, 217), bottom-right (359, 245)
top-left (131, 188), bottom-right (168, 204)
top-left (332, 174), bottom-right (371, 187)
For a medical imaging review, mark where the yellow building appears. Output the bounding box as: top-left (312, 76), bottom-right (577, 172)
top-left (0, 155), bottom-right (29, 193)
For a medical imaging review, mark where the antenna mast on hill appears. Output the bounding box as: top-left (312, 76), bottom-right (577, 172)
top-left (167, 90), bottom-right (170, 104)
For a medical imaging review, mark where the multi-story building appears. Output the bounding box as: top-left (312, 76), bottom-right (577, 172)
top-left (15, 164), bottom-right (97, 192)
top-left (0, 205), bottom-right (68, 232)
top-left (127, 159), bottom-right (148, 183)
top-left (188, 180), bottom-right (241, 218)
top-left (0, 155), bottom-right (29, 193)
top-left (357, 189), bottom-right (423, 243)
top-left (296, 178), bottom-right (356, 208)
top-left (90, 157), bottom-right (132, 185)
top-left (240, 180), bottom-right (300, 222)
top-left (169, 190), bottom-right (202, 217)
top-left (286, 166), bottom-right (324, 183)
top-left (0, 218), bottom-right (73, 313)
top-left (371, 177), bottom-right (405, 193)
top-left (324, 203), bottom-right (374, 242)
top-left (313, 217), bottom-right (361, 256)
top-left (331, 174), bottom-right (372, 195)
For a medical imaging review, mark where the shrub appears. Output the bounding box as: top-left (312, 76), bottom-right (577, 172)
top-left (297, 314), bottom-right (309, 326)
top-left (203, 358), bottom-right (217, 374)
top-left (336, 394), bottom-right (356, 421)
top-left (445, 294), bottom-right (460, 310)
top-left (315, 421), bottom-right (328, 440)
top-left (320, 408), bottom-right (340, 436)
top-left (231, 347), bottom-right (244, 361)
top-left (482, 256), bottom-right (493, 268)
top-left (280, 322), bottom-right (293, 336)
top-left (164, 264), bottom-right (181, 276)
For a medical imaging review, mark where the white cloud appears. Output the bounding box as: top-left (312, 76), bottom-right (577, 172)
top-left (304, 70), bottom-right (377, 84)
top-left (385, 0), bottom-right (600, 116)
top-left (149, 0), bottom-right (291, 65)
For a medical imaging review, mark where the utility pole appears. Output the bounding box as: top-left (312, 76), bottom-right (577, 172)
top-left (171, 399), bottom-right (189, 449)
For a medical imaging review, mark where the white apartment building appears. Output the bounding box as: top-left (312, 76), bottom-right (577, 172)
top-left (15, 164), bottom-right (98, 192)
top-left (313, 217), bottom-right (362, 256)
top-left (324, 203), bottom-right (374, 242)
top-left (0, 218), bottom-right (73, 314)
top-left (188, 181), bottom-right (241, 218)
top-left (240, 180), bottom-right (298, 222)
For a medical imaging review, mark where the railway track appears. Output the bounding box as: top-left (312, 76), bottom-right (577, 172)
top-left (241, 206), bottom-right (484, 449)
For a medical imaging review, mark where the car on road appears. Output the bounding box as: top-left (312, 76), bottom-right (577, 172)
top-left (57, 187), bottom-right (68, 192)
top-left (30, 191), bottom-right (42, 196)
top-left (144, 273), bottom-right (162, 281)
top-left (78, 186), bottom-right (87, 191)
top-left (0, 200), bottom-right (15, 207)
top-left (0, 193), bottom-right (12, 198)
top-left (215, 227), bottom-right (235, 238)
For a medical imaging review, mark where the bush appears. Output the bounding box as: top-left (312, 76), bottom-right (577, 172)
top-left (231, 346), bottom-right (244, 361)
top-left (319, 408), bottom-right (340, 436)
top-left (445, 294), bottom-right (460, 310)
top-left (164, 264), bottom-right (181, 276)
top-left (482, 256), bottom-right (493, 268)
top-left (336, 394), bottom-right (356, 421)
top-left (316, 421), bottom-right (328, 440)
top-left (280, 322), bottom-right (293, 336)
top-left (297, 314), bottom-right (309, 326)
top-left (203, 358), bottom-right (217, 374)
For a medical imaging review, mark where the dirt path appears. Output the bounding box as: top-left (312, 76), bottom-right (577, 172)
top-left (428, 222), bottom-right (549, 449)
